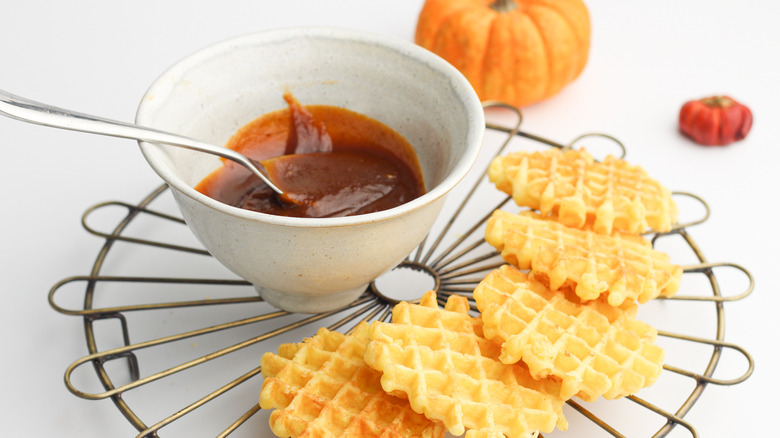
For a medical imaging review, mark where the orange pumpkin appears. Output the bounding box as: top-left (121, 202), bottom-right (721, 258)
top-left (415, 0), bottom-right (591, 108)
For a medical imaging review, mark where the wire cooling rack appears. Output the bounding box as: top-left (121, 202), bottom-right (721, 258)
top-left (50, 102), bottom-right (754, 438)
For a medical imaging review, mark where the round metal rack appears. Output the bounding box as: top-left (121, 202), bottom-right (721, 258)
top-left (50, 103), bottom-right (754, 437)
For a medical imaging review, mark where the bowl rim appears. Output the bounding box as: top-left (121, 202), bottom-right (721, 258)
top-left (136, 26), bottom-right (485, 228)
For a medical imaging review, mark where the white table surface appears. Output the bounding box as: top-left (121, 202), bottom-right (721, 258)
top-left (2, 1), bottom-right (777, 437)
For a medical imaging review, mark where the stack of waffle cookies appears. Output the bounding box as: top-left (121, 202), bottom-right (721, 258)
top-left (259, 147), bottom-right (680, 437)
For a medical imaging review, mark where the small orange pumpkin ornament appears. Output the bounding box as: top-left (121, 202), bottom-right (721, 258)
top-left (415, 0), bottom-right (591, 108)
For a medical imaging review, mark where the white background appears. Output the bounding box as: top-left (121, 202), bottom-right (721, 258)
top-left (1, 1), bottom-right (777, 436)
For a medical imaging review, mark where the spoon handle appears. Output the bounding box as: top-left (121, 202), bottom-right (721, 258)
top-left (0, 89), bottom-right (283, 194)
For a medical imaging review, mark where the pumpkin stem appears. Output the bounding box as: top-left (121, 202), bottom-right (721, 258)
top-left (490, 0), bottom-right (518, 13)
top-left (701, 96), bottom-right (734, 108)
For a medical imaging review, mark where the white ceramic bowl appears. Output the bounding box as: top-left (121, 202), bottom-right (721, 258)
top-left (137, 27), bottom-right (484, 313)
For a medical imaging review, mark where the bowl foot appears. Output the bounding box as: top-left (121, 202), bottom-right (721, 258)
top-left (254, 284), bottom-right (368, 314)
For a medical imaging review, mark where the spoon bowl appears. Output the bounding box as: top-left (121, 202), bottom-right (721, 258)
top-left (260, 152), bottom-right (403, 217)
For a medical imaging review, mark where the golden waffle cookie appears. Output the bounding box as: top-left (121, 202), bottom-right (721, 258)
top-left (474, 265), bottom-right (665, 402)
top-left (364, 291), bottom-right (568, 438)
top-left (488, 148), bottom-right (678, 234)
top-left (259, 322), bottom-right (445, 438)
top-left (485, 210), bottom-right (682, 306)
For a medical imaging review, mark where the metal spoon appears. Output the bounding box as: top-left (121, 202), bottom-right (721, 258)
top-left (0, 89), bottom-right (287, 197)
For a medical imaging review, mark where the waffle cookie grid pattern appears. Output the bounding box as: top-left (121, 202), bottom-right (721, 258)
top-left (474, 265), bottom-right (665, 402)
top-left (364, 291), bottom-right (568, 438)
top-left (259, 322), bottom-right (445, 438)
top-left (486, 209), bottom-right (682, 306)
top-left (488, 148), bottom-right (678, 235)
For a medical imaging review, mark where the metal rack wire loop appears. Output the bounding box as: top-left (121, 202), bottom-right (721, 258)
top-left (49, 275), bottom-right (255, 316)
top-left (666, 192), bottom-right (710, 232)
top-left (673, 263), bottom-right (754, 302)
top-left (658, 330), bottom-right (754, 385)
top-left (80, 195), bottom-right (210, 255)
top-left (51, 111), bottom-right (754, 438)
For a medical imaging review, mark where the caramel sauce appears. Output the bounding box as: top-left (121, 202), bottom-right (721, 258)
top-left (195, 95), bottom-right (425, 218)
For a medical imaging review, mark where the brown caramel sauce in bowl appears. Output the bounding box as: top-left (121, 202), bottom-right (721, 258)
top-left (195, 95), bottom-right (425, 218)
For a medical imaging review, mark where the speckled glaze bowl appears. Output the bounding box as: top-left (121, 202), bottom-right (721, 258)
top-left (137, 27), bottom-right (484, 313)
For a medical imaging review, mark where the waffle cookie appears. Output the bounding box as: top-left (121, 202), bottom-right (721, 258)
top-left (485, 210), bottom-right (682, 306)
top-left (259, 322), bottom-right (445, 438)
top-left (474, 265), bottom-right (665, 402)
top-left (488, 148), bottom-right (678, 234)
top-left (364, 291), bottom-right (568, 438)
